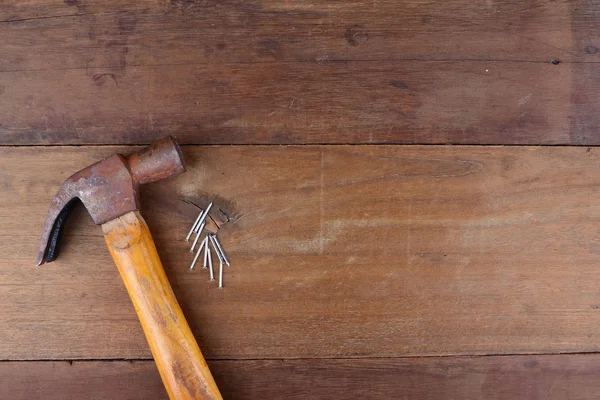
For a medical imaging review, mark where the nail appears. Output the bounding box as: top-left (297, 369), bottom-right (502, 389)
top-left (189, 232), bottom-right (200, 252)
top-left (212, 235), bottom-right (230, 266)
top-left (185, 208), bottom-right (204, 242)
top-left (194, 202), bottom-right (213, 233)
top-left (189, 236), bottom-right (206, 270)
top-left (218, 260), bottom-right (223, 289)
top-left (209, 234), bottom-right (224, 263)
top-left (208, 241), bottom-right (214, 281)
top-left (189, 222), bottom-right (205, 252)
top-left (203, 235), bottom-right (209, 269)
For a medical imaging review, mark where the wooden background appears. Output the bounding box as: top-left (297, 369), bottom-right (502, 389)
top-left (2, 0), bottom-right (600, 398)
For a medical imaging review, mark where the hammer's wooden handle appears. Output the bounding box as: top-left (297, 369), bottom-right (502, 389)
top-left (102, 211), bottom-right (222, 400)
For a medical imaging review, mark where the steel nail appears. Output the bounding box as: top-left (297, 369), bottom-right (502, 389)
top-left (203, 235), bottom-right (209, 268)
top-left (189, 236), bottom-right (206, 270)
top-left (212, 235), bottom-right (230, 266)
top-left (194, 202), bottom-right (213, 233)
top-left (218, 260), bottom-right (223, 289)
top-left (209, 234), bottom-right (224, 263)
top-left (185, 208), bottom-right (204, 241)
top-left (189, 232), bottom-right (200, 252)
top-left (189, 222), bottom-right (205, 252)
top-left (207, 242), bottom-right (214, 281)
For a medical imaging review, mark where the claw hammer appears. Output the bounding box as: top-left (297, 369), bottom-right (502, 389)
top-left (36, 136), bottom-right (222, 400)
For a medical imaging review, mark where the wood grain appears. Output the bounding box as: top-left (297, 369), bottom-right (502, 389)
top-left (3, 145), bottom-right (600, 360)
top-left (0, 0), bottom-right (580, 68)
top-left (0, 0), bottom-right (598, 145)
top-left (4, 355), bottom-right (600, 399)
top-left (0, 62), bottom-right (574, 145)
top-left (103, 211), bottom-right (221, 400)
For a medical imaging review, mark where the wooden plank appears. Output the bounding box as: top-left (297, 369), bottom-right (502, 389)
top-left (4, 355), bottom-right (600, 399)
top-left (0, 360), bottom-right (167, 400)
top-left (570, 1), bottom-right (600, 144)
top-left (0, 0), bottom-right (597, 145)
top-left (0, 0), bottom-right (148, 21)
top-left (0, 62), bottom-right (574, 145)
top-left (3, 145), bottom-right (600, 360)
top-left (0, 0), bottom-right (578, 69)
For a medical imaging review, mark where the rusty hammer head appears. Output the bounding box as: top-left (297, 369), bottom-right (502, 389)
top-left (37, 136), bottom-right (185, 266)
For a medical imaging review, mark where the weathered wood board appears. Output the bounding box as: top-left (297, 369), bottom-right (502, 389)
top-left (4, 355), bottom-right (600, 399)
top-left (4, 0), bottom-right (600, 398)
top-left (2, 145), bottom-right (600, 360)
top-left (0, 0), bottom-right (599, 145)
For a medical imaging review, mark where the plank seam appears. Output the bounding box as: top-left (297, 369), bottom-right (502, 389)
top-left (7, 351), bottom-right (600, 363)
top-left (0, 58), bottom-right (598, 75)
top-left (0, 12), bottom-right (120, 24)
top-left (1, 143), bottom-right (599, 148)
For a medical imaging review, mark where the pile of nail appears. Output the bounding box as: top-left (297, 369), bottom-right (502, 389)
top-left (185, 202), bottom-right (230, 289)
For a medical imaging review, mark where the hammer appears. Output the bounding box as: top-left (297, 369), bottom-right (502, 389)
top-left (36, 137), bottom-right (222, 400)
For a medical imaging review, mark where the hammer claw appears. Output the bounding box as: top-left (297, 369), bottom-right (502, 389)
top-left (36, 197), bottom-right (80, 266)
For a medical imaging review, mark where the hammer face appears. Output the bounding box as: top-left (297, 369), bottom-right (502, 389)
top-left (127, 136), bottom-right (186, 185)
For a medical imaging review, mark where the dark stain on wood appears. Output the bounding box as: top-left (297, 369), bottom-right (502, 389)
top-left (92, 73), bottom-right (119, 87)
top-left (63, 0), bottom-right (86, 12)
top-left (176, 193), bottom-right (238, 230)
top-left (118, 12), bottom-right (137, 36)
top-left (344, 25), bottom-right (368, 46)
top-left (523, 360), bottom-right (539, 368)
top-left (391, 81), bottom-right (409, 90)
top-left (257, 39), bottom-right (283, 60)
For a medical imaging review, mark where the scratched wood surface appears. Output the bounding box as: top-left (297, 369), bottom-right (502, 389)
top-left (4, 0), bottom-right (600, 398)
top-left (3, 355), bottom-right (600, 400)
top-left (3, 145), bottom-right (600, 361)
top-left (0, 0), bottom-right (599, 145)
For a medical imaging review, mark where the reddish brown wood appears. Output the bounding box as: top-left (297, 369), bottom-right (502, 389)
top-left (4, 145), bottom-right (600, 360)
top-left (5, 1), bottom-right (600, 396)
top-left (0, 0), bottom-right (597, 145)
top-left (3, 355), bottom-right (600, 399)
top-left (0, 0), bottom-right (579, 68)
top-left (0, 61), bottom-right (575, 145)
